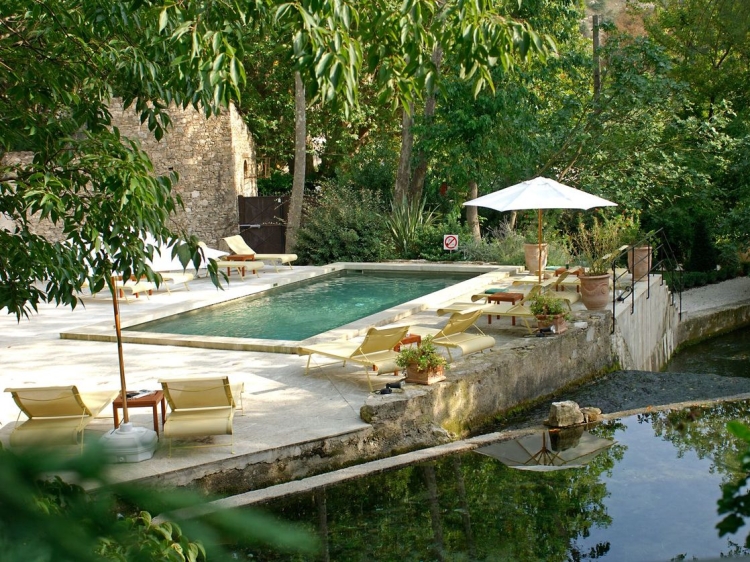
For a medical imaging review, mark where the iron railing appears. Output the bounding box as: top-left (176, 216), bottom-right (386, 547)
top-left (606, 228), bottom-right (682, 334)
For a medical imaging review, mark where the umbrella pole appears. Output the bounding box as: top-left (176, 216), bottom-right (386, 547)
top-left (110, 274), bottom-right (129, 425)
top-left (537, 209), bottom-right (543, 284)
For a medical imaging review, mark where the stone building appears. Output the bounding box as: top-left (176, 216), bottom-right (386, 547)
top-left (2, 99), bottom-right (257, 249)
top-left (108, 98), bottom-right (257, 249)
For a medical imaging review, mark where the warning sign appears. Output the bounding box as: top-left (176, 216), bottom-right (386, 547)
top-left (443, 234), bottom-right (458, 251)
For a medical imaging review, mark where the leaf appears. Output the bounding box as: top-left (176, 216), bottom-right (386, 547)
top-left (158, 9), bottom-right (169, 33)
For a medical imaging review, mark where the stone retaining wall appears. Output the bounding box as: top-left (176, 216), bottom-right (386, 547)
top-left (677, 301), bottom-right (750, 347)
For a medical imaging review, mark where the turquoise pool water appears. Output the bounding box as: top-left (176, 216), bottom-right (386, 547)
top-left (236, 402), bottom-right (750, 561)
top-left (132, 270), bottom-right (475, 341)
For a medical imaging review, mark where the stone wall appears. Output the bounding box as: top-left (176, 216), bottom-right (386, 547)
top-left (2, 101), bottom-right (256, 248)
top-left (109, 99), bottom-right (257, 248)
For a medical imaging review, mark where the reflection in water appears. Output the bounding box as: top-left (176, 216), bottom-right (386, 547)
top-left (234, 403), bottom-right (750, 561)
top-left (665, 325), bottom-right (750, 378)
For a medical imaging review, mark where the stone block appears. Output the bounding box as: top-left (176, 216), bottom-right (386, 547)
top-left (547, 400), bottom-right (584, 427)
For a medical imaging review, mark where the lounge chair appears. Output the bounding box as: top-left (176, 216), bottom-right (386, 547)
top-left (213, 259), bottom-right (266, 279)
top-left (223, 235), bottom-right (297, 272)
top-left (298, 325), bottom-right (409, 391)
top-left (156, 271), bottom-right (194, 293)
top-left (408, 309), bottom-right (495, 361)
top-left (4, 385), bottom-right (119, 451)
top-left (159, 377), bottom-right (241, 456)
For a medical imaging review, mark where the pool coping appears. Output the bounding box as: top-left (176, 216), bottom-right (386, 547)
top-left (60, 262), bottom-right (521, 353)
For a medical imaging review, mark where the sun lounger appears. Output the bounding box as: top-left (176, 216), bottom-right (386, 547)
top-left (5, 385), bottom-right (119, 451)
top-left (156, 272), bottom-right (194, 293)
top-left (214, 259), bottom-right (265, 279)
top-left (223, 235), bottom-right (297, 272)
top-left (159, 377), bottom-right (239, 456)
top-left (298, 325), bottom-right (409, 391)
top-left (408, 309), bottom-right (495, 361)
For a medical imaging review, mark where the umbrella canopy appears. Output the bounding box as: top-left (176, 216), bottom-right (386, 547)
top-left (464, 177), bottom-right (617, 282)
top-left (475, 429), bottom-right (615, 472)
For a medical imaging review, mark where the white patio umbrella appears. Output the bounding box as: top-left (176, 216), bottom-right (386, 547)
top-left (464, 177), bottom-right (617, 282)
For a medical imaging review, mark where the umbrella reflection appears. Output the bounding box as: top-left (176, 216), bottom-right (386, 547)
top-left (476, 427), bottom-right (615, 471)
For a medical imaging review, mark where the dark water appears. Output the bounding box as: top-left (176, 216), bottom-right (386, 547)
top-left (231, 402), bottom-right (750, 561)
top-left (665, 325), bottom-right (750, 378)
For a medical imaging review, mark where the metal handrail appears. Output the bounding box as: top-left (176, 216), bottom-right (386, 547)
top-left (607, 228), bottom-right (682, 334)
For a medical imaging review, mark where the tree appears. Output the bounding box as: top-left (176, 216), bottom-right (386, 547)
top-left (0, 0), bottom-right (550, 319)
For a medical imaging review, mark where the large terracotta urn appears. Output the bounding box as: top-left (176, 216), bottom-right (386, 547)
top-left (524, 243), bottom-right (548, 274)
top-left (627, 246), bottom-right (653, 281)
top-left (579, 274), bottom-right (611, 310)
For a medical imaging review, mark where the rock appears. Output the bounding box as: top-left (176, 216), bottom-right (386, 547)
top-left (580, 406), bottom-right (602, 423)
top-left (547, 400), bottom-right (585, 427)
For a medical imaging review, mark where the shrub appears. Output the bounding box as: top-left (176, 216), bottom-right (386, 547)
top-left (294, 182), bottom-right (389, 264)
top-left (686, 221), bottom-right (717, 272)
top-left (386, 197), bottom-right (437, 259)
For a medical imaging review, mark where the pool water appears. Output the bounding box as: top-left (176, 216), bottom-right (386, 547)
top-left (236, 402), bottom-right (750, 561)
top-left (132, 270), bottom-right (475, 341)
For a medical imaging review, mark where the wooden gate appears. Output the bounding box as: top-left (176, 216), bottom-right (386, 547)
top-left (237, 196), bottom-right (289, 253)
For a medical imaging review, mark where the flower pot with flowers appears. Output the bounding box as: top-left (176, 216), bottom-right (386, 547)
top-left (395, 336), bottom-right (448, 385)
top-left (527, 293), bottom-right (569, 334)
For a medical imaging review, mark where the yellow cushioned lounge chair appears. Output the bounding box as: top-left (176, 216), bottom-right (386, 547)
top-left (408, 309), bottom-right (495, 361)
top-left (298, 325), bottom-right (409, 391)
top-left (5, 385), bottom-right (118, 451)
top-left (159, 377), bottom-right (241, 456)
top-left (223, 235), bottom-right (297, 272)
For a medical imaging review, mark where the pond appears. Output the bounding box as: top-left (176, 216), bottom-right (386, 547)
top-left (233, 401), bottom-right (750, 561)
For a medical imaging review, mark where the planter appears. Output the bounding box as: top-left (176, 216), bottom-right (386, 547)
top-left (404, 364), bottom-right (446, 385)
top-left (524, 243), bottom-right (548, 274)
top-left (627, 246), bottom-right (653, 282)
top-left (579, 274), bottom-right (611, 310)
top-left (535, 314), bottom-right (568, 334)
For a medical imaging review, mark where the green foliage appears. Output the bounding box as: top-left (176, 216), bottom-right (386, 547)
top-left (257, 171), bottom-right (293, 196)
top-left (572, 215), bottom-right (627, 275)
top-left (395, 335), bottom-right (447, 371)
top-left (0, 445), bottom-right (317, 562)
top-left (294, 182), bottom-right (388, 264)
top-left (718, 421), bottom-right (750, 546)
top-left (527, 293), bottom-right (567, 317)
top-left (386, 197), bottom-right (437, 259)
top-left (687, 222), bottom-right (718, 272)
top-left (334, 139), bottom-right (399, 200)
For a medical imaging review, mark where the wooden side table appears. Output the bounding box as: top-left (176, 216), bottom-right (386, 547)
top-left (486, 292), bottom-right (525, 325)
top-left (393, 333), bottom-right (422, 352)
top-left (223, 254), bottom-right (256, 277)
top-left (112, 390), bottom-right (167, 436)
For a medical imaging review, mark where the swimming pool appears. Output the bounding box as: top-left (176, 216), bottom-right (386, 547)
top-left (130, 269), bottom-right (478, 341)
top-left (233, 401), bottom-right (750, 561)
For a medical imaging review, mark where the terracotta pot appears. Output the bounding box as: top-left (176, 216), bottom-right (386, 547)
top-left (524, 243), bottom-right (548, 274)
top-left (536, 314), bottom-right (568, 334)
top-left (404, 364), bottom-right (446, 385)
top-left (627, 246), bottom-right (652, 281)
top-left (579, 274), bottom-right (611, 310)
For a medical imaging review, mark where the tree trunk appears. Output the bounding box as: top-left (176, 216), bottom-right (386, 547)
top-left (409, 45), bottom-right (443, 201)
top-left (394, 103), bottom-right (414, 203)
top-left (467, 180), bottom-right (480, 241)
top-left (286, 71), bottom-right (306, 253)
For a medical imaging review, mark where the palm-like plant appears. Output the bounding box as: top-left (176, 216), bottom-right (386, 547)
top-left (386, 197), bottom-right (437, 258)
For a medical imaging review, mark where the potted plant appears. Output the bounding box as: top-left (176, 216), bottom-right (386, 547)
top-left (620, 215), bottom-right (653, 281)
top-left (395, 336), bottom-right (448, 385)
top-left (573, 217), bottom-right (624, 310)
top-left (527, 293), bottom-right (569, 333)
